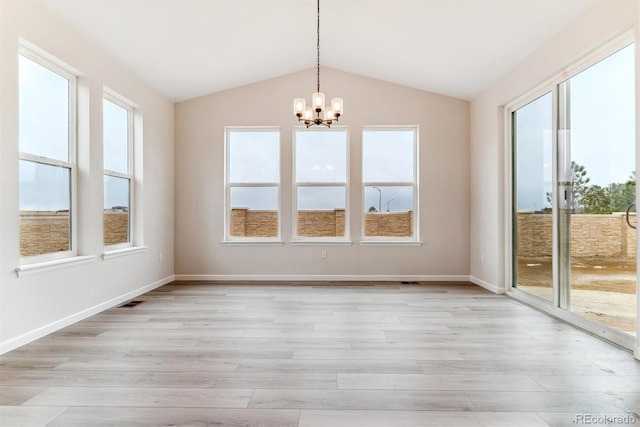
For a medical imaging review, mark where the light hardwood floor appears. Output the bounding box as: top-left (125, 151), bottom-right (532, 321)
top-left (0, 281), bottom-right (639, 426)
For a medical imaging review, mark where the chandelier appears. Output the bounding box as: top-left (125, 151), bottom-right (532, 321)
top-left (293, 0), bottom-right (343, 127)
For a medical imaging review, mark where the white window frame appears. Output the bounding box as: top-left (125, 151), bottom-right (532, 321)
top-left (224, 126), bottom-right (281, 243)
top-left (103, 89), bottom-right (134, 250)
top-left (361, 125), bottom-right (419, 243)
top-left (292, 127), bottom-right (351, 244)
top-left (18, 47), bottom-right (78, 265)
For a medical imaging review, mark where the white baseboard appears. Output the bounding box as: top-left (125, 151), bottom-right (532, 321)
top-left (0, 275), bottom-right (175, 356)
top-left (174, 274), bottom-right (471, 282)
top-left (469, 275), bottom-right (504, 294)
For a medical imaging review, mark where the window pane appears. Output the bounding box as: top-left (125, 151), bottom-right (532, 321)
top-left (563, 44), bottom-right (636, 334)
top-left (295, 130), bottom-right (347, 183)
top-left (230, 187), bottom-right (278, 210)
top-left (364, 186), bottom-right (413, 213)
top-left (104, 175), bottom-right (130, 245)
top-left (363, 130), bottom-right (414, 182)
top-left (364, 186), bottom-right (413, 237)
top-left (568, 44), bottom-right (635, 202)
top-left (229, 186), bottom-right (278, 237)
top-left (297, 186), bottom-right (346, 210)
top-left (103, 99), bottom-right (129, 174)
top-left (513, 93), bottom-right (553, 301)
top-left (297, 186), bottom-right (346, 238)
top-left (19, 55), bottom-right (69, 161)
top-left (229, 131), bottom-right (279, 183)
top-left (19, 160), bottom-right (71, 256)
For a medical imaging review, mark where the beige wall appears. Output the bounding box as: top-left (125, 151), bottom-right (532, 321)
top-left (175, 67), bottom-right (470, 277)
top-left (0, 1), bottom-right (175, 351)
top-left (469, 0), bottom-right (639, 290)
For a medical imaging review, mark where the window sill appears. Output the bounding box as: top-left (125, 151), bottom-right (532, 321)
top-left (16, 255), bottom-right (96, 277)
top-left (290, 240), bottom-right (353, 246)
top-left (359, 240), bottom-right (423, 246)
top-left (221, 240), bottom-right (284, 246)
top-left (102, 246), bottom-right (147, 260)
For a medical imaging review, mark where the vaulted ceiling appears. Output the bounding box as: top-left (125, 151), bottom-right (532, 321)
top-left (38, 0), bottom-right (601, 102)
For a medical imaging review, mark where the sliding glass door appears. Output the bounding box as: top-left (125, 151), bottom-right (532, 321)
top-left (511, 41), bottom-right (637, 342)
top-left (558, 44), bottom-right (637, 335)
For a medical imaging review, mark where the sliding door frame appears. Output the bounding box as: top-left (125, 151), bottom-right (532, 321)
top-left (504, 30), bottom-right (637, 351)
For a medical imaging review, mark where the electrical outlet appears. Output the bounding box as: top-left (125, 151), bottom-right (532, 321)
top-left (159, 252), bottom-right (164, 263)
top-left (321, 250), bottom-right (327, 259)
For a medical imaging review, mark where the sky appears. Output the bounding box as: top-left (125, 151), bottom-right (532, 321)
top-left (228, 130), bottom-right (280, 210)
top-left (21, 66), bottom-right (416, 214)
top-left (516, 43), bottom-right (635, 211)
top-left (362, 130), bottom-right (414, 212)
top-left (295, 130), bottom-right (348, 211)
top-left (20, 42), bottom-right (635, 215)
top-left (19, 55), bottom-right (130, 211)
top-left (103, 98), bottom-right (129, 175)
top-left (103, 98), bottom-right (131, 209)
top-left (19, 55), bottom-right (70, 211)
top-left (228, 128), bottom-right (416, 212)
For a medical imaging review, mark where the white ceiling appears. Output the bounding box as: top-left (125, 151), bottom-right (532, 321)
top-left (38, 0), bottom-right (601, 102)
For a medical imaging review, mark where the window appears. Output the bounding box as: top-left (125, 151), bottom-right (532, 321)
top-left (294, 128), bottom-right (349, 240)
top-left (225, 128), bottom-right (280, 240)
top-left (362, 127), bottom-right (417, 240)
top-left (19, 51), bottom-right (77, 262)
top-left (103, 93), bottom-right (134, 248)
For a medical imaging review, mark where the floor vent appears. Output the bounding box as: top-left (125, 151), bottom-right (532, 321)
top-left (400, 281), bottom-right (420, 285)
top-left (119, 300), bottom-right (144, 308)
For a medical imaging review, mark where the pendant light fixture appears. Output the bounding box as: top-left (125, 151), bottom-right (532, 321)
top-left (293, 0), bottom-right (343, 127)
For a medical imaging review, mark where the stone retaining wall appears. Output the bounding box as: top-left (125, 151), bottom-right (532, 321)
top-left (298, 209), bottom-right (346, 237)
top-left (20, 211), bottom-right (70, 256)
top-left (364, 211), bottom-right (413, 237)
top-left (20, 211), bottom-right (129, 256)
top-left (230, 209), bottom-right (278, 237)
top-left (103, 212), bottom-right (129, 246)
top-left (24, 210), bottom-right (629, 257)
top-left (230, 208), bottom-right (413, 238)
top-left (517, 212), bottom-right (637, 259)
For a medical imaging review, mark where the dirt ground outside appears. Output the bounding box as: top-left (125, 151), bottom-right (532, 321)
top-left (516, 257), bottom-right (637, 334)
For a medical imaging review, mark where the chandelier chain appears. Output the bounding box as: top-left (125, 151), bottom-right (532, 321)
top-left (293, 0), bottom-right (342, 127)
top-left (316, 0), bottom-right (320, 93)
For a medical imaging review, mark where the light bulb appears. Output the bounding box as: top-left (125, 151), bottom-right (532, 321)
top-left (331, 98), bottom-right (343, 115)
top-left (293, 98), bottom-right (306, 115)
top-left (312, 92), bottom-right (325, 112)
top-left (303, 107), bottom-right (313, 120)
top-left (324, 109), bottom-right (335, 121)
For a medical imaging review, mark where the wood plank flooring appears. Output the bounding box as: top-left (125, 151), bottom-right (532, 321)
top-left (0, 281), bottom-right (639, 426)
